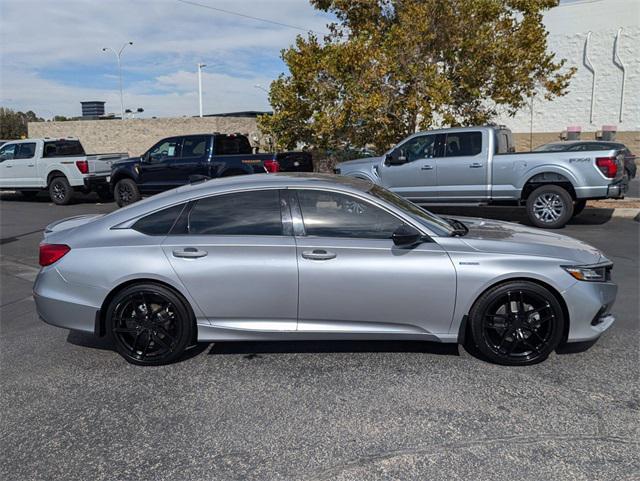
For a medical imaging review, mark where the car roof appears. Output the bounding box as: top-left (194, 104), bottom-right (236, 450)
top-left (104, 173), bottom-right (374, 224)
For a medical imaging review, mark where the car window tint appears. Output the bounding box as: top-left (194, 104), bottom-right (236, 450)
top-left (15, 143), bottom-right (36, 159)
top-left (149, 138), bottom-right (181, 161)
top-left (444, 132), bottom-right (482, 157)
top-left (133, 204), bottom-right (186, 235)
top-left (0, 144), bottom-right (16, 161)
top-left (43, 140), bottom-right (85, 157)
top-left (214, 136), bottom-right (252, 155)
top-left (297, 190), bottom-right (405, 239)
top-left (400, 135), bottom-right (438, 162)
top-left (182, 136), bottom-right (209, 159)
top-left (188, 190), bottom-right (282, 235)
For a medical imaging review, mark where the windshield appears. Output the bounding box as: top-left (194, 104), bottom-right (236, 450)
top-left (533, 143), bottom-right (569, 152)
top-left (368, 185), bottom-right (454, 236)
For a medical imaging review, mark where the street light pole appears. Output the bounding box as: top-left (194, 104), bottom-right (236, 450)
top-left (197, 63), bottom-right (207, 117)
top-left (102, 42), bottom-right (133, 120)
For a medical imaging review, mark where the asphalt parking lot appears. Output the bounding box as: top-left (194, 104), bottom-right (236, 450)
top-left (1, 191), bottom-right (638, 481)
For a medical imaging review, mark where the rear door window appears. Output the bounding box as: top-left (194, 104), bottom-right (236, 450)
top-left (181, 136), bottom-right (209, 159)
top-left (443, 132), bottom-right (482, 157)
top-left (186, 189), bottom-right (283, 236)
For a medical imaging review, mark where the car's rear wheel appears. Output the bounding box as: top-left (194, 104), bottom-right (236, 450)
top-left (469, 281), bottom-right (565, 366)
top-left (106, 284), bottom-right (194, 365)
top-left (526, 185), bottom-right (573, 228)
top-left (48, 176), bottom-right (74, 205)
top-left (114, 178), bottom-right (141, 207)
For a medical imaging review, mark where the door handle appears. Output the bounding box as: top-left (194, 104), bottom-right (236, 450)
top-left (172, 247), bottom-right (208, 259)
top-left (421, 164), bottom-right (434, 170)
top-left (469, 163), bottom-right (483, 168)
top-left (5, 165), bottom-right (12, 168)
top-left (27, 164), bottom-right (35, 167)
top-left (302, 249), bottom-right (336, 260)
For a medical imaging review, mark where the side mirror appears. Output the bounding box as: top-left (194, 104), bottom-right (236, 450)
top-left (385, 149), bottom-right (407, 166)
top-left (391, 224), bottom-right (422, 247)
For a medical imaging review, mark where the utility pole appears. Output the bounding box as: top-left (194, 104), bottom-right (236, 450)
top-left (198, 63), bottom-right (207, 117)
top-left (102, 42), bottom-right (133, 120)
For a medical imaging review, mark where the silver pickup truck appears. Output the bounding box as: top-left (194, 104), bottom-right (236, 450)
top-left (335, 126), bottom-right (627, 228)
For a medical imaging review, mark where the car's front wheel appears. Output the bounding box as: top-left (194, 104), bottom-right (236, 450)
top-left (106, 283), bottom-right (194, 365)
top-left (469, 281), bottom-right (565, 365)
top-left (114, 178), bottom-right (141, 207)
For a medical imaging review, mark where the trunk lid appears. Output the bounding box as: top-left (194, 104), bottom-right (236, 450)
top-left (44, 214), bottom-right (105, 237)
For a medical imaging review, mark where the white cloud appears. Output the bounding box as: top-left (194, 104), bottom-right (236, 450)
top-left (0, 0), bottom-right (332, 117)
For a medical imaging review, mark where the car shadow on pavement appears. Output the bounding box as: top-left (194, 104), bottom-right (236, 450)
top-left (0, 191), bottom-right (114, 205)
top-left (207, 340), bottom-right (460, 357)
top-left (428, 205), bottom-right (614, 226)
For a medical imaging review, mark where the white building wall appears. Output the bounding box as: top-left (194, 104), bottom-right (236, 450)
top-left (495, 0), bottom-right (640, 133)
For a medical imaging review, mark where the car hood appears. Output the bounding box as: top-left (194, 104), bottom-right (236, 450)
top-left (44, 214), bottom-right (105, 237)
top-left (112, 157), bottom-right (140, 167)
top-left (453, 217), bottom-right (605, 265)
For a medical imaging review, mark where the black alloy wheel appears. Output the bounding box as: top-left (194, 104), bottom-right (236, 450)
top-left (114, 178), bottom-right (141, 207)
top-left (469, 281), bottom-right (565, 365)
top-left (107, 284), bottom-right (193, 365)
top-left (49, 177), bottom-right (74, 205)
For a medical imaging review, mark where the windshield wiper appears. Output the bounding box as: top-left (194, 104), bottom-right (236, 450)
top-left (444, 217), bottom-right (469, 237)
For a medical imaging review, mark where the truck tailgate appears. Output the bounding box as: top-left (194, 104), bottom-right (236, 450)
top-left (86, 153), bottom-right (129, 175)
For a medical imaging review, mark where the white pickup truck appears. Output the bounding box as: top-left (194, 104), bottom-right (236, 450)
top-left (0, 138), bottom-right (128, 205)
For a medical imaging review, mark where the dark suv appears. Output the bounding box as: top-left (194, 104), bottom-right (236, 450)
top-left (110, 133), bottom-right (313, 207)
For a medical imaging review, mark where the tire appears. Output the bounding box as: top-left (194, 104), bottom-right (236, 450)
top-left (572, 199), bottom-right (587, 217)
top-left (106, 283), bottom-right (194, 366)
top-left (114, 178), bottom-right (141, 207)
top-left (48, 176), bottom-right (74, 205)
top-left (20, 190), bottom-right (38, 200)
top-left (469, 281), bottom-right (565, 366)
top-left (526, 185), bottom-right (573, 229)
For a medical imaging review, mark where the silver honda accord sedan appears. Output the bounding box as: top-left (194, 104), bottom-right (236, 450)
top-left (34, 173), bottom-right (617, 366)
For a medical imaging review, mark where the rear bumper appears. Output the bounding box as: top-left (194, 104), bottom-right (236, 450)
top-left (82, 175), bottom-right (110, 191)
top-left (606, 178), bottom-right (627, 198)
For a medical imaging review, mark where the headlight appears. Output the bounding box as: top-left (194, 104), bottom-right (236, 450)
top-left (562, 264), bottom-right (612, 282)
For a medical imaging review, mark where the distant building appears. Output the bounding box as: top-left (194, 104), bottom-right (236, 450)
top-left (80, 101), bottom-right (106, 119)
top-left (494, 0), bottom-right (639, 145)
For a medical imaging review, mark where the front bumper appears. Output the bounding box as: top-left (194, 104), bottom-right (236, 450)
top-left (563, 280), bottom-right (617, 342)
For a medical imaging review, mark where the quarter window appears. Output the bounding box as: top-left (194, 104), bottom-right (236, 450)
top-left (187, 190), bottom-right (283, 236)
top-left (132, 204), bottom-right (186, 236)
top-left (444, 132), bottom-right (482, 157)
top-left (296, 190), bottom-right (405, 239)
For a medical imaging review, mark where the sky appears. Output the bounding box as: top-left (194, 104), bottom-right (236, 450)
top-left (0, 0), bottom-right (332, 119)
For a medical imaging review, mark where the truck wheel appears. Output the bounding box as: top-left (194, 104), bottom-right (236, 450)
top-left (114, 178), bottom-right (141, 207)
top-left (526, 185), bottom-right (573, 229)
top-left (48, 177), bottom-right (74, 205)
top-left (572, 200), bottom-right (587, 217)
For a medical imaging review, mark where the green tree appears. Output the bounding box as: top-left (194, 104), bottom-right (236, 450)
top-left (0, 108), bottom-right (44, 139)
top-left (259, 0), bottom-right (574, 153)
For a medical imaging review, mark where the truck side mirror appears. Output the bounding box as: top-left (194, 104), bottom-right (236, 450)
top-left (385, 149), bottom-right (407, 166)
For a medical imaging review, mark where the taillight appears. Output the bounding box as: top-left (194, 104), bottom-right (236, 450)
top-left (264, 159), bottom-right (280, 173)
top-left (39, 243), bottom-right (71, 266)
top-left (75, 160), bottom-right (89, 174)
top-left (595, 157), bottom-right (618, 178)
